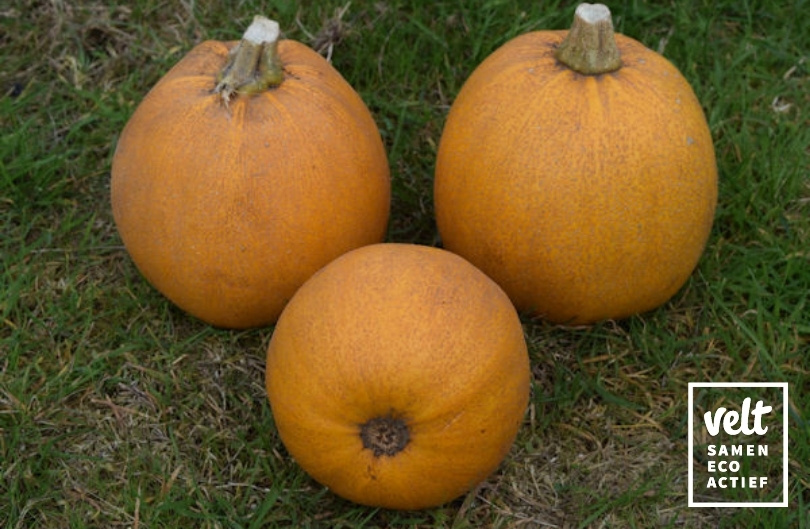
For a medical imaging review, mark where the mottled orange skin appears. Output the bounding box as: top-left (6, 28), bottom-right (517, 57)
top-left (111, 39), bottom-right (390, 328)
top-left (435, 30), bottom-right (717, 324)
top-left (265, 244), bottom-right (530, 510)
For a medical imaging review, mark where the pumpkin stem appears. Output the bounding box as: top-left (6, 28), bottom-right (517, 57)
top-left (555, 3), bottom-right (622, 75)
top-left (214, 15), bottom-right (284, 105)
top-left (360, 415), bottom-right (410, 457)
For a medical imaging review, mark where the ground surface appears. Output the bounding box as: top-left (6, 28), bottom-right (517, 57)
top-left (1, 1), bottom-right (808, 527)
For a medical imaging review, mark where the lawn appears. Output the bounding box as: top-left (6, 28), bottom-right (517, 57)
top-left (1, 1), bottom-right (808, 527)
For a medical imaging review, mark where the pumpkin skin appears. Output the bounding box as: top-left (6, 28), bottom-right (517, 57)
top-left (434, 16), bottom-right (717, 324)
top-left (111, 30), bottom-right (390, 328)
top-left (265, 243), bottom-right (530, 510)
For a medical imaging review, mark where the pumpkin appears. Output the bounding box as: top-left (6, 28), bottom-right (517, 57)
top-left (111, 16), bottom-right (390, 328)
top-left (434, 3), bottom-right (717, 324)
top-left (265, 243), bottom-right (530, 510)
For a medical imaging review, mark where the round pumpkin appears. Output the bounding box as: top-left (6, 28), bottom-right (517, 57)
top-left (111, 17), bottom-right (390, 328)
top-left (434, 3), bottom-right (717, 324)
top-left (265, 243), bottom-right (530, 510)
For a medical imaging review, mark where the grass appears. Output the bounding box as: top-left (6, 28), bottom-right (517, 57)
top-left (1, 0), bottom-right (808, 527)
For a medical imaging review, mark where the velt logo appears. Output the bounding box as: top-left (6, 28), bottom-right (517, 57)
top-left (703, 397), bottom-right (771, 437)
top-left (688, 383), bottom-right (788, 507)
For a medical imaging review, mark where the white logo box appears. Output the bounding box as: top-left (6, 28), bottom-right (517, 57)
top-left (688, 382), bottom-right (789, 508)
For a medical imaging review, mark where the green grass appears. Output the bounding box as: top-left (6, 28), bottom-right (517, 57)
top-left (1, 0), bottom-right (808, 527)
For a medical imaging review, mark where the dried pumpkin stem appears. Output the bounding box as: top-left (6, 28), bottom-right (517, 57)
top-left (555, 3), bottom-right (622, 75)
top-left (360, 415), bottom-right (410, 457)
top-left (215, 15), bottom-right (284, 104)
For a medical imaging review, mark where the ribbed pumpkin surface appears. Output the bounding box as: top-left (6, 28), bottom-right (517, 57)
top-left (111, 36), bottom-right (390, 328)
top-left (265, 243), bottom-right (530, 510)
top-left (434, 29), bottom-right (717, 324)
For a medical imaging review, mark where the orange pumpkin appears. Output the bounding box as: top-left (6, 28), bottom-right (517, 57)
top-left (265, 243), bottom-right (530, 510)
top-left (434, 3), bottom-right (717, 324)
top-left (111, 16), bottom-right (390, 328)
